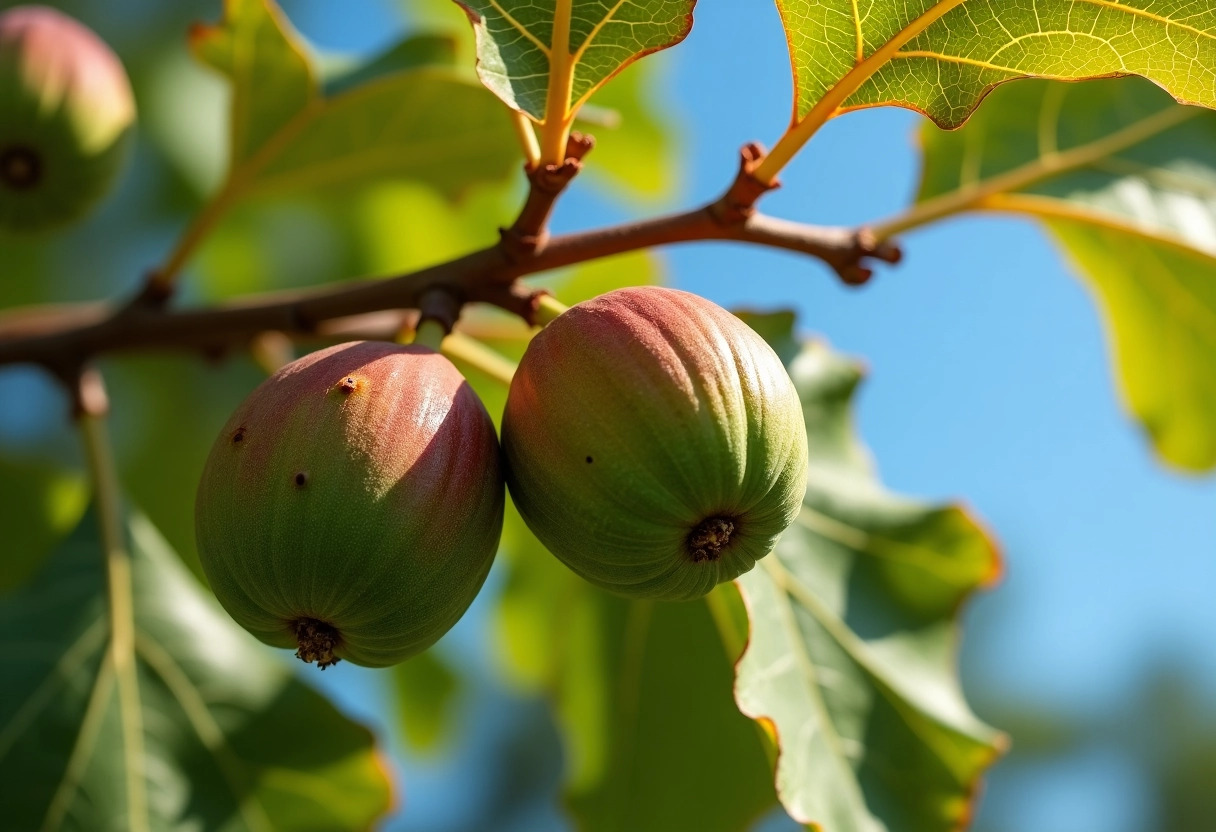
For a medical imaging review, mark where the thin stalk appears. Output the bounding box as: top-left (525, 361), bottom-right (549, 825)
top-left (441, 331), bottom-right (517, 386)
top-left (78, 377), bottom-right (148, 832)
top-left (535, 294), bottom-right (569, 325)
top-left (540, 0), bottom-right (575, 165)
top-left (511, 109), bottom-right (542, 170)
top-left (412, 318), bottom-right (448, 351)
top-left (147, 182), bottom-right (240, 295)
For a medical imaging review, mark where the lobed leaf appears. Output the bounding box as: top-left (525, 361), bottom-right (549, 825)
top-left (912, 77), bottom-right (1216, 470)
top-left (454, 0), bottom-right (694, 125)
top-left (774, 0), bottom-right (1216, 140)
top-left (192, 0), bottom-right (519, 202)
top-left (736, 317), bottom-right (1005, 831)
top-left (0, 509), bottom-right (392, 831)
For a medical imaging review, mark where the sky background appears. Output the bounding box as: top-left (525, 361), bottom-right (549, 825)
top-left (5, 1), bottom-right (1216, 830)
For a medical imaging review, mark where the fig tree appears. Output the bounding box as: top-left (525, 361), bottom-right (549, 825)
top-left (502, 286), bottom-right (808, 600)
top-left (195, 341), bottom-right (504, 668)
top-left (0, 6), bottom-right (135, 232)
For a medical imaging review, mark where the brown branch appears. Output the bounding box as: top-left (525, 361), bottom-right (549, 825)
top-left (0, 145), bottom-right (902, 375)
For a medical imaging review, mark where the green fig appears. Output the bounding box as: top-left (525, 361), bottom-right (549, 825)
top-left (502, 286), bottom-right (809, 601)
top-left (0, 6), bottom-right (135, 232)
top-left (195, 341), bottom-right (504, 668)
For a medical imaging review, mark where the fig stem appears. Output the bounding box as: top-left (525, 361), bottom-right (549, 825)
top-left (413, 318), bottom-right (447, 351)
top-left (535, 295), bottom-right (568, 326)
top-left (441, 331), bottom-right (516, 386)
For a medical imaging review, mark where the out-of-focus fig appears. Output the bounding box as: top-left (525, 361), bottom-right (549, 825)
top-left (195, 341), bottom-right (504, 668)
top-left (0, 6), bottom-right (135, 232)
top-left (502, 286), bottom-right (808, 601)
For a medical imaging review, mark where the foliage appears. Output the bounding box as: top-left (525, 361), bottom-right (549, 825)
top-left (2, 0), bottom-right (1216, 831)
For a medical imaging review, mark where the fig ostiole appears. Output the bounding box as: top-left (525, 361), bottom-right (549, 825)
top-left (0, 6), bottom-right (136, 232)
top-left (502, 286), bottom-right (809, 601)
top-left (195, 341), bottom-right (504, 668)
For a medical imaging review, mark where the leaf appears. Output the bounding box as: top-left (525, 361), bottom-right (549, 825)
top-left (0, 509), bottom-right (392, 831)
top-left (774, 0), bottom-right (1216, 136)
top-left (455, 0), bottom-right (694, 125)
top-left (735, 324), bottom-right (1005, 831)
top-left (910, 76), bottom-right (1216, 469)
top-left (0, 456), bottom-right (87, 593)
top-left (392, 650), bottom-right (461, 754)
top-left (323, 34), bottom-right (460, 96)
top-left (192, 0), bottom-right (520, 201)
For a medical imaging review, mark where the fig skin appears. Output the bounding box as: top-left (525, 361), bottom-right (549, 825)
top-left (195, 341), bottom-right (504, 668)
top-left (502, 286), bottom-right (809, 601)
top-left (0, 6), bottom-right (136, 232)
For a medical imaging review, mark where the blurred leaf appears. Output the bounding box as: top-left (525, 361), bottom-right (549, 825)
top-left (736, 323), bottom-right (1005, 831)
top-left (392, 650), bottom-right (461, 754)
top-left (732, 309), bottom-right (800, 367)
top-left (0, 508), bottom-right (392, 831)
top-left (578, 56), bottom-right (679, 203)
top-left (456, 0), bottom-right (694, 124)
top-left (106, 354), bottom-right (266, 578)
top-left (192, 0), bottom-right (519, 202)
top-left (914, 77), bottom-right (1216, 470)
top-left (323, 33), bottom-right (460, 95)
top-left (0, 456), bottom-right (87, 593)
top-left (776, 1), bottom-right (1216, 130)
top-left (190, 0), bottom-right (315, 167)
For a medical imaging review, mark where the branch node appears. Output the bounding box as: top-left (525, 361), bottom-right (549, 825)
top-left (711, 142), bottom-right (781, 226)
top-left (501, 132), bottom-right (596, 263)
top-left (832, 229), bottom-right (904, 287)
top-left (417, 287), bottom-right (463, 335)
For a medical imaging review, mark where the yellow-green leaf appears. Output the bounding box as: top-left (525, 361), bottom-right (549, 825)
top-left (455, 0), bottom-right (694, 126)
top-left (768, 0), bottom-right (1216, 176)
top-left (905, 77), bottom-right (1216, 470)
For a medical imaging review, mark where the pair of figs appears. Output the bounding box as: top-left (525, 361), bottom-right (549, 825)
top-left (0, 6), bottom-right (135, 232)
top-left (195, 288), bottom-right (809, 668)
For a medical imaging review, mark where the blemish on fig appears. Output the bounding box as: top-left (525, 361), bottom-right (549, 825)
top-left (0, 145), bottom-right (42, 190)
top-left (231, 427), bottom-right (246, 444)
top-left (686, 516), bottom-right (735, 563)
top-left (585, 456), bottom-right (593, 464)
top-left (336, 376), bottom-right (359, 395)
top-left (294, 471), bottom-right (308, 487)
top-left (292, 618), bottom-right (341, 669)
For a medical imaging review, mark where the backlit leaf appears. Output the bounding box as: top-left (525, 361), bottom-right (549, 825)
top-left (910, 77), bottom-right (1216, 469)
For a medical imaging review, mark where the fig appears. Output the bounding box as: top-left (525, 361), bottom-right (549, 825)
top-left (502, 286), bottom-right (808, 601)
top-left (0, 6), bottom-right (135, 232)
top-left (195, 341), bottom-right (504, 668)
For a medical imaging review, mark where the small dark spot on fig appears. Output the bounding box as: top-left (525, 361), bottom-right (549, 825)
top-left (687, 516), bottom-right (736, 563)
top-left (336, 376), bottom-right (359, 395)
top-left (232, 427), bottom-right (246, 444)
top-left (0, 145), bottom-right (43, 191)
top-left (586, 456), bottom-right (593, 464)
top-left (294, 471), bottom-right (308, 487)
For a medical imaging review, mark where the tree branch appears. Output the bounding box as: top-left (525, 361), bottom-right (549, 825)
top-left (0, 145), bottom-right (902, 375)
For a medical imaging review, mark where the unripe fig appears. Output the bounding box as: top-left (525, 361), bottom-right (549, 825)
top-left (503, 286), bottom-right (809, 601)
top-left (195, 341), bottom-right (504, 668)
top-left (0, 6), bottom-right (135, 232)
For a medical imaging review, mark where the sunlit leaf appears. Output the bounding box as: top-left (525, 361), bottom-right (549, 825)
top-left (0, 509), bottom-right (392, 831)
top-left (0, 456), bottom-right (87, 592)
top-left (912, 77), bottom-right (1216, 469)
top-left (192, 0), bottom-right (519, 201)
top-left (776, 0), bottom-right (1216, 131)
top-left (736, 319), bottom-right (1005, 831)
top-left (455, 0), bottom-right (694, 127)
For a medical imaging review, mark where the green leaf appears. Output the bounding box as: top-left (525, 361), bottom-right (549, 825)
top-left (192, 0), bottom-right (520, 201)
top-left (909, 77), bottom-right (1216, 469)
top-left (775, 0), bottom-right (1216, 131)
top-left (392, 650), bottom-right (461, 754)
top-left (190, 0), bottom-right (316, 167)
top-left (735, 327), bottom-right (1005, 831)
top-left (323, 34), bottom-right (460, 96)
top-left (455, 0), bottom-right (694, 124)
top-left (0, 509), bottom-right (392, 831)
top-left (0, 456), bottom-right (87, 593)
